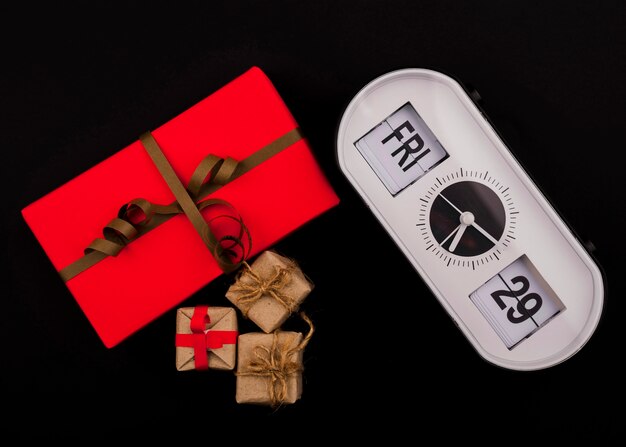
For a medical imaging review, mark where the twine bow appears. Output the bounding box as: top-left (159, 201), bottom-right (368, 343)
top-left (230, 261), bottom-right (297, 317)
top-left (237, 312), bottom-right (314, 406)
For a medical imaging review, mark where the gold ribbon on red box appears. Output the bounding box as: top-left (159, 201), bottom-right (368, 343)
top-left (59, 128), bottom-right (303, 281)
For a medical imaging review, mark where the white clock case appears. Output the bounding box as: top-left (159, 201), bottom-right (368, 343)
top-left (336, 68), bottom-right (604, 370)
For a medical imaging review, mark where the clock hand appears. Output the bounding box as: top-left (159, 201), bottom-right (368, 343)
top-left (439, 194), bottom-right (463, 215)
top-left (448, 224), bottom-right (468, 252)
top-left (440, 224), bottom-right (461, 247)
top-left (471, 221), bottom-right (500, 246)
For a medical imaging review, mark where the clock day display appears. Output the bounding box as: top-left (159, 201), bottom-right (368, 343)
top-left (338, 68), bottom-right (604, 370)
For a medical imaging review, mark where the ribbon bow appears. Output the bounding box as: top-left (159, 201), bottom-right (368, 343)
top-left (237, 312), bottom-right (314, 406)
top-left (230, 262), bottom-right (297, 317)
top-left (59, 128), bottom-right (303, 282)
top-left (175, 305), bottom-right (238, 370)
top-left (85, 133), bottom-right (249, 273)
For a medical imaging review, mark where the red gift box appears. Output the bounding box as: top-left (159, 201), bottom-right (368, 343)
top-left (22, 67), bottom-right (339, 348)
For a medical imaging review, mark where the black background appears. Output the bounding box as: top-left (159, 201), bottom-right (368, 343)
top-left (4, 1), bottom-right (624, 440)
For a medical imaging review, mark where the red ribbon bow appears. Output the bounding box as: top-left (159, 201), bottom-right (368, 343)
top-left (175, 305), bottom-right (238, 370)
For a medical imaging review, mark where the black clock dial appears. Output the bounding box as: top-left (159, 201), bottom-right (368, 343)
top-left (429, 181), bottom-right (505, 256)
top-left (418, 170), bottom-right (516, 268)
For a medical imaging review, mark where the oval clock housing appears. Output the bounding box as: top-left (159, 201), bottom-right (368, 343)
top-left (336, 68), bottom-right (604, 370)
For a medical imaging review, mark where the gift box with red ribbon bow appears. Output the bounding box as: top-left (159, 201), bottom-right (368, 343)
top-left (175, 306), bottom-right (238, 371)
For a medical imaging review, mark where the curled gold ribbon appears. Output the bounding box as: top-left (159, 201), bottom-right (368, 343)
top-left (237, 312), bottom-right (314, 407)
top-left (139, 132), bottom-right (249, 272)
top-left (230, 262), bottom-right (297, 317)
top-left (59, 128), bottom-right (303, 282)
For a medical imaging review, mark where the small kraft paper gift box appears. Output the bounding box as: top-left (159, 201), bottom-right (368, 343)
top-left (226, 251), bottom-right (313, 333)
top-left (175, 306), bottom-right (237, 371)
top-left (22, 67), bottom-right (339, 347)
top-left (236, 313), bottom-right (313, 406)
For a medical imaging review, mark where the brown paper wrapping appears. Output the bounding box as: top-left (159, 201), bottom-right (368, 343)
top-left (175, 307), bottom-right (237, 371)
top-left (235, 331), bottom-right (304, 405)
top-left (226, 251), bottom-right (313, 333)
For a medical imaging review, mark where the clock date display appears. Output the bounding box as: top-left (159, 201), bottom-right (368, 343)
top-left (470, 255), bottom-right (565, 349)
